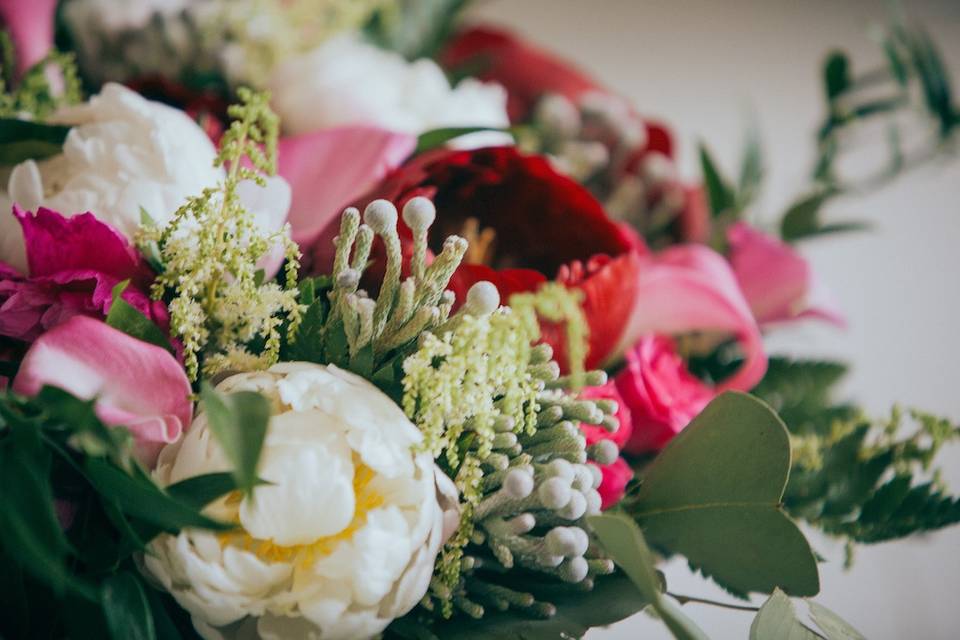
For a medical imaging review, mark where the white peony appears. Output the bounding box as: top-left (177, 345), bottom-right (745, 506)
top-left (267, 33), bottom-right (511, 149)
top-left (143, 362), bottom-right (457, 640)
top-left (0, 83), bottom-right (290, 273)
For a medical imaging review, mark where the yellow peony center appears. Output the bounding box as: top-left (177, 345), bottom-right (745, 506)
top-left (218, 459), bottom-right (384, 566)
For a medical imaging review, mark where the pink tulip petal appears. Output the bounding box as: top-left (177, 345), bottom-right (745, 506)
top-left (13, 316), bottom-right (192, 468)
top-left (0, 0), bottom-right (56, 75)
top-left (613, 244), bottom-right (767, 392)
top-left (278, 126), bottom-right (416, 247)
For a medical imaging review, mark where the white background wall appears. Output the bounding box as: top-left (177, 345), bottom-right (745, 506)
top-left (469, 1), bottom-right (960, 638)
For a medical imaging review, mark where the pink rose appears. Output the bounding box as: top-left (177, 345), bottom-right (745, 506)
top-left (0, 206), bottom-right (169, 343)
top-left (727, 221), bottom-right (844, 327)
top-left (13, 316), bottom-right (193, 468)
top-left (614, 335), bottom-right (715, 454)
top-left (578, 382), bottom-right (634, 509)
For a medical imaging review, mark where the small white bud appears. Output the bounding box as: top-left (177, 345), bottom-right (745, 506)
top-left (556, 490), bottom-right (587, 520)
top-left (464, 281), bottom-right (500, 316)
top-left (545, 527), bottom-right (578, 556)
top-left (363, 199), bottom-right (398, 234)
top-left (559, 556), bottom-right (589, 583)
top-left (539, 477), bottom-right (572, 510)
top-left (568, 526), bottom-right (590, 556)
top-left (335, 268), bottom-right (360, 290)
top-left (585, 489), bottom-right (602, 515)
top-left (401, 196), bottom-right (436, 231)
top-left (587, 464), bottom-right (603, 489)
top-left (546, 458), bottom-right (575, 481)
top-left (503, 469), bottom-right (534, 498)
top-left (589, 439), bottom-right (619, 465)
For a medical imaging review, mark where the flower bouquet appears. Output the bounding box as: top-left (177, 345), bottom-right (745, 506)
top-left (0, 2), bottom-right (958, 639)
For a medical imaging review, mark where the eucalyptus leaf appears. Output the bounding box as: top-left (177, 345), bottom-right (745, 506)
top-left (100, 572), bottom-right (156, 640)
top-left (823, 51), bottom-right (851, 101)
top-left (0, 118), bottom-right (70, 164)
top-left (807, 601), bottom-right (866, 640)
top-left (589, 513), bottom-right (709, 640)
top-left (630, 392), bottom-right (820, 597)
top-left (106, 280), bottom-right (173, 353)
top-left (200, 383), bottom-right (270, 495)
top-left (749, 589), bottom-right (818, 640)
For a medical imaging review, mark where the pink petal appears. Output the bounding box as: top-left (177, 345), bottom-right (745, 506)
top-left (612, 243), bottom-right (767, 392)
top-left (13, 316), bottom-right (192, 468)
top-left (727, 221), bottom-right (845, 327)
top-left (278, 126), bottom-right (416, 248)
top-left (0, 0), bottom-right (56, 75)
top-left (597, 457), bottom-right (633, 510)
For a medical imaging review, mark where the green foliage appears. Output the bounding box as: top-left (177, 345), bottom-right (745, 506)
top-left (0, 117), bottom-right (71, 164)
top-left (698, 142), bottom-right (735, 218)
top-left (0, 31), bottom-right (82, 122)
top-left (415, 125), bottom-right (513, 154)
top-left (199, 382), bottom-right (270, 495)
top-left (624, 392), bottom-right (820, 598)
top-left (590, 513), bottom-right (708, 640)
top-left (779, 189), bottom-right (869, 242)
top-left (106, 280), bottom-right (173, 353)
top-left (756, 357), bottom-right (960, 550)
top-left (0, 386), bottom-right (245, 639)
top-left (749, 589), bottom-right (865, 640)
top-left (365, 0), bottom-right (471, 60)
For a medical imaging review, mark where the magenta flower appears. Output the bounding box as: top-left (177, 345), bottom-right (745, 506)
top-left (13, 316), bottom-right (193, 467)
top-left (727, 221), bottom-right (844, 327)
top-left (0, 206), bottom-right (168, 343)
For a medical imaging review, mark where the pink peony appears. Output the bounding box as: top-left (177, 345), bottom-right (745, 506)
top-left (13, 316), bottom-right (193, 468)
top-left (578, 382), bottom-right (634, 509)
top-left (727, 221), bottom-right (844, 327)
top-left (0, 206), bottom-right (168, 343)
top-left (614, 335), bottom-right (716, 454)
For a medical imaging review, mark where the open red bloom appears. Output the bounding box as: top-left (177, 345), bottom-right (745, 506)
top-left (336, 145), bottom-right (643, 370)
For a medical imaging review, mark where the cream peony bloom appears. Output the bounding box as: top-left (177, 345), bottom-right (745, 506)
top-left (143, 362), bottom-right (457, 640)
top-left (267, 33), bottom-right (511, 149)
top-left (0, 83), bottom-right (290, 273)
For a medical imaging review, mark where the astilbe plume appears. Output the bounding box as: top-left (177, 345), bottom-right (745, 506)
top-left (138, 88), bottom-right (301, 379)
top-left (0, 31), bottom-right (82, 119)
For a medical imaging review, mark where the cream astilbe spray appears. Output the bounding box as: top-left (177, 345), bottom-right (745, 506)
top-left (138, 88), bottom-right (301, 379)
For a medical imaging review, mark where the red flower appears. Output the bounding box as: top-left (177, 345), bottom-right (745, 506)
top-left (0, 207), bottom-right (169, 344)
top-left (330, 145), bottom-right (643, 370)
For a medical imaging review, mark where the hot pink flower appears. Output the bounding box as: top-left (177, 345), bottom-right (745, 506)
top-left (0, 206), bottom-right (168, 343)
top-left (578, 382), bottom-right (634, 509)
top-left (615, 335), bottom-right (715, 454)
top-left (727, 222), bottom-right (844, 327)
top-left (13, 316), bottom-right (193, 467)
top-left (0, 0), bottom-right (56, 75)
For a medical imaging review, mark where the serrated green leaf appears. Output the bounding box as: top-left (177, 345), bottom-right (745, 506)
top-left (589, 513), bottom-right (708, 640)
top-left (200, 383), bottom-right (270, 495)
top-left (630, 392), bottom-right (820, 597)
top-left (807, 601), bottom-right (865, 640)
top-left (105, 280), bottom-right (172, 353)
top-left (698, 143), bottom-right (735, 217)
top-left (100, 572), bottom-right (155, 640)
top-left (0, 118), bottom-right (70, 164)
top-left (750, 589), bottom-right (819, 640)
top-left (737, 126), bottom-right (764, 210)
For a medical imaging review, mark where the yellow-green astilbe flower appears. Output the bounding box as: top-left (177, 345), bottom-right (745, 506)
top-left (139, 88), bottom-right (301, 380)
top-left (0, 32), bottom-right (82, 120)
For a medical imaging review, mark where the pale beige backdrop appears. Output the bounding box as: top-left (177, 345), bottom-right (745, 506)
top-left (468, 1), bottom-right (960, 638)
